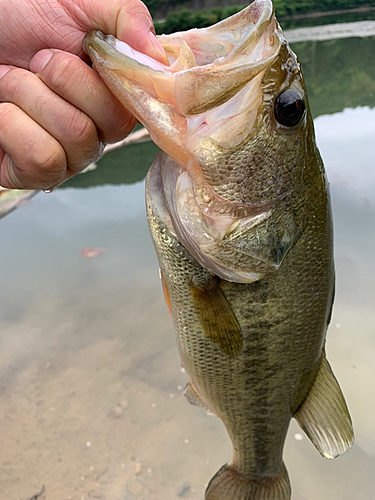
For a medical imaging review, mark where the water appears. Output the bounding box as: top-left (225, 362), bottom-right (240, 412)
top-left (1, 30), bottom-right (375, 500)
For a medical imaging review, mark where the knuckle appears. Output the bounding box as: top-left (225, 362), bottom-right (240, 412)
top-left (46, 54), bottom-right (86, 96)
top-left (66, 108), bottom-right (97, 147)
top-left (0, 102), bottom-right (20, 123)
top-left (61, 110), bottom-right (102, 172)
top-left (106, 114), bottom-right (137, 144)
top-left (29, 142), bottom-right (66, 176)
top-left (0, 68), bottom-right (30, 103)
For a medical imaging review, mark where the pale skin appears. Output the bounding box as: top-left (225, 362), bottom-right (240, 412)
top-left (0, 0), bottom-right (167, 190)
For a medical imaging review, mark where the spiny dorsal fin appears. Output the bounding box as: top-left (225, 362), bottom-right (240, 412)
top-left (189, 280), bottom-right (242, 357)
top-left (294, 356), bottom-right (354, 459)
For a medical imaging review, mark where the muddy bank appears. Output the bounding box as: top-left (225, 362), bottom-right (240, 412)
top-left (285, 19), bottom-right (375, 42)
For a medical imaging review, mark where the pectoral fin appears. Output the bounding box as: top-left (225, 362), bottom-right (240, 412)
top-left (190, 280), bottom-right (242, 357)
top-left (160, 270), bottom-right (173, 318)
top-left (294, 356), bottom-right (354, 459)
top-left (184, 381), bottom-right (216, 416)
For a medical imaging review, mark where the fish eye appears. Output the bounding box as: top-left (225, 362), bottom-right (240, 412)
top-left (274, 89), bottom-right (305, 127)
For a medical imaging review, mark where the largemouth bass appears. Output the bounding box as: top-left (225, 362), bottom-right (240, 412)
top-left (83, 1), bottom-right (354, 498)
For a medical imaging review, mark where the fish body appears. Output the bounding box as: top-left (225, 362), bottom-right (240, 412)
top-left (83, 1), bottom-right (354, 498)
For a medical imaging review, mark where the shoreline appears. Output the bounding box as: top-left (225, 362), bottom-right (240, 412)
top-left (280, 5), bottom-right (375, 21)
top-left (285, 19), bottom-right (375, 43)
top-left (155, 5), bottom-right (375, 26)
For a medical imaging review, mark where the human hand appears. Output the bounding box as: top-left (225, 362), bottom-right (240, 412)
top-left (0, 0), bottom-right (166, 190)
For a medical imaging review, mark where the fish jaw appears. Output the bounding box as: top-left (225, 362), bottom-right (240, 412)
top-left (82, 0), bottom-right (282, 164)
top-left (83, 1), bottom-right (292, 283)
top-left (82, 30), bottom-right (189, 166)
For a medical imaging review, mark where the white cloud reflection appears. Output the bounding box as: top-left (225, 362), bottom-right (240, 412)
top-left (315, 107), bottom-right (375, 199)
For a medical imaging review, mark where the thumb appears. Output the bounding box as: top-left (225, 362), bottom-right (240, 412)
top-left (65, 0), bottom-right (167, 63)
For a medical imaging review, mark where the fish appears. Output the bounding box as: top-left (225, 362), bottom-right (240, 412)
top-left (81, 247), bottom-right (106, 258)
top-left (83, 1), bottom-right (354, 498)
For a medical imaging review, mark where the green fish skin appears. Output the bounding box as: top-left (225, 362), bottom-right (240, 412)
top-left (83, 1), bottom-right (354, 498)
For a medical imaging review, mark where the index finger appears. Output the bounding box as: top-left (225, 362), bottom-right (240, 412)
top-left (30, 49), bottom-right (137, 145)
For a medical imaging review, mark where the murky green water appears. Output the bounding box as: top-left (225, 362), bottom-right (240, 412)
top-left (1, 31), bottom-right (374, 500)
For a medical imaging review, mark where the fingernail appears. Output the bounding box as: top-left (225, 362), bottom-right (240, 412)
top-left (0, 66), bottom-right (11, 79)
top-left (30, 49), bottom-right (53, 74)
top-left (148, 31), bottom-right (168, 64)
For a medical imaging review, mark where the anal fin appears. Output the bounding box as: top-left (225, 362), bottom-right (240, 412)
top-left (184, 381), bottom-right (216, 416)
top-left (294, 356), bottom-right (354, 459)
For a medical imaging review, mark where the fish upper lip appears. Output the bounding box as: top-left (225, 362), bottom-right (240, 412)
top-left (83, 0), bottom-right (282, 121)
top-left (83, 0), bottom-right (280, 74)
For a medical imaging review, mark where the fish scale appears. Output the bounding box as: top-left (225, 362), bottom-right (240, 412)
top-left (145, 150), bottom-right (335, 492)
top-left (83, 1), bottom-right (354, 498)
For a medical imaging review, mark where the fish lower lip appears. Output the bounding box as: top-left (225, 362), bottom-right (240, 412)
top-left (95, 31), bottom-right (105, 41)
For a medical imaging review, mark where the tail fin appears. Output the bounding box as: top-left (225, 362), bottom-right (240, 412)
top-left (205, 463), bottom-right (291, 500)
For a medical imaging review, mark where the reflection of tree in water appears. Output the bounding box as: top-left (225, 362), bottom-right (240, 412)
top-left (62, 36), bottom-right (375, 189)
top-left (292, 36), bottom-right (375, 118)
top-left (61, 141), bottom-right (160, 189)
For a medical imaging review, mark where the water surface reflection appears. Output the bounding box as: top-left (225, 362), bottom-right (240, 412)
top-left (0, 33), bottom-right (374, 500)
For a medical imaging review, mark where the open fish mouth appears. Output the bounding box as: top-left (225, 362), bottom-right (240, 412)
top-left (83, 0), bottom-right (281, 117)
top-left (84, 0), bottom-right (286, 283)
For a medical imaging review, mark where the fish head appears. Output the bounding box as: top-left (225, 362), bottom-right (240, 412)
top-left (83, 0), bottom-right (318, 283)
